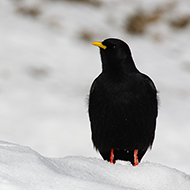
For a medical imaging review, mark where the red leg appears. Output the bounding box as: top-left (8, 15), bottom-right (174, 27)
top-left (134, 149), bottom-right (138, 166)
top-left (110, 149), bottom-right (114, 163)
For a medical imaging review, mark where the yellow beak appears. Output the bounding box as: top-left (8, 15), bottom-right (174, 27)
top-left (91, 41), bottom-right (107, 50)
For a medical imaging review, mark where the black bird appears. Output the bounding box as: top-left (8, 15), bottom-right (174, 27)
top-left (88, 38), bottom-right (158, 166)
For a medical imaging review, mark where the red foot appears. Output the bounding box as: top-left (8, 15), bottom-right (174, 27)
top-left (134, 149), bottom-right (138, 166)
top-left (110, 149), bottom-right (114, 163)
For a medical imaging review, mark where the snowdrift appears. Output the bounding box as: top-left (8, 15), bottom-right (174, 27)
top-left (0, 141), bottom-right (189, 190)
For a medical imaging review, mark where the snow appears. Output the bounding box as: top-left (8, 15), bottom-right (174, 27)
top-left (0, 0), bottom-right (190, 188)
top-left (0, 141), bottom-right (190, 190)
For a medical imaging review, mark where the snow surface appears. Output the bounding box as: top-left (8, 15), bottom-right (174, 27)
top-left (0, 141), bottom-right (190, 190)
top-left (0, 0), bottom-right (190, 187)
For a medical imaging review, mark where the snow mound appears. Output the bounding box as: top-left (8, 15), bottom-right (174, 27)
top-left (0, 141), bottom-right (189, 190)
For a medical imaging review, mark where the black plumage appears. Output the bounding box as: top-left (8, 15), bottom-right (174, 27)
top-left (88, 38), bottom-right (158, 165)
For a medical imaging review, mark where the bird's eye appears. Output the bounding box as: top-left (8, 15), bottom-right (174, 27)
top-left (112, 45), bottom-right (117, 49)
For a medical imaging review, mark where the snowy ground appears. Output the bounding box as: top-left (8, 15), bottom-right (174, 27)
top-left (0, 141), bottom-right (190, 190)
top-left (0, 0), bottom-right (190, 187)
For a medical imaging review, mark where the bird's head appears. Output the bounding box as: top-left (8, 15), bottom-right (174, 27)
top-left (92, 38), bottom-right (137, 74)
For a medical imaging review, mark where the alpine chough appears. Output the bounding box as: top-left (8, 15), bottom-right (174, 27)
top-left (88, 38), bottom-right (158, 166)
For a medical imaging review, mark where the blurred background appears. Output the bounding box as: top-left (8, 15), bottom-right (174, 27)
top-left (0, 0), bottom-right (190, 174)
